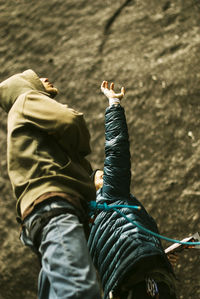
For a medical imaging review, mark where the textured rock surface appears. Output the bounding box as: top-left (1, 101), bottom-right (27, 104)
top-left (0, 0), bottom-right (199, 298)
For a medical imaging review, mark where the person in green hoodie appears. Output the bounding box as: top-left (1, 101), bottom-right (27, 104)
top-left (0, 70), bottom-right (102, 299)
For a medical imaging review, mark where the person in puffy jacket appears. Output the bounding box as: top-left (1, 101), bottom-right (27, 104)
top-left (0, 70), bottom-right (101, 299)
top-left (88, 81), bottom-right (177, 299)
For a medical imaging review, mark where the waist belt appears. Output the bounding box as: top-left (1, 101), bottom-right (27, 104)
top-left (24, 206), bottom-right (78, 249)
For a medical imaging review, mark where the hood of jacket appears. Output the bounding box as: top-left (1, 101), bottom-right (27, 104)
top-left (0, 69), bottom-right (46, 113)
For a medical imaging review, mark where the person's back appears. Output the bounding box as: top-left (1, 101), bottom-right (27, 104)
top-left (88, 81), bottom-right (177, 299)
top-left (0, 70), bottom-right (101, 299)
top-left (0, 69), bottom-right (95, 218)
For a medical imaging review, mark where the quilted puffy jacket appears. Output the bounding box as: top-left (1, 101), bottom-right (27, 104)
top-left (88, 105), bottom-right (173, 299)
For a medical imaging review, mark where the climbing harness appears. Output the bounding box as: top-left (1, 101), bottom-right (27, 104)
top-left (89, 201), bottom-right (200, 247)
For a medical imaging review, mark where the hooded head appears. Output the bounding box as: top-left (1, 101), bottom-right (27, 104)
top-left (0, 69), bottom-right (49, 113)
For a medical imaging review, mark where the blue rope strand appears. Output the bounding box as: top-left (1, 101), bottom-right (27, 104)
top-left (89, 201), bottom-right (200, 246)
top-left (89, 201), bottom-right (141, 212)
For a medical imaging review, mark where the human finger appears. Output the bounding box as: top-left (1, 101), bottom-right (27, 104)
top-left (121, 86), bottom-right (125, 96)
top-left (110, 82), bottom-right (114, 90)
top-left (101, 81), bottom-right (106, 91)
top-left (114, 87), bottom-right (125, 99)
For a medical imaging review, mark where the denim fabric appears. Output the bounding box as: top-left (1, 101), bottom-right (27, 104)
top-left (21, 200), bottom-right (102, 299)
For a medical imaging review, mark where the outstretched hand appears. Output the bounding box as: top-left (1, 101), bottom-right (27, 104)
top-left (101, 81), bottom-right (125, 106)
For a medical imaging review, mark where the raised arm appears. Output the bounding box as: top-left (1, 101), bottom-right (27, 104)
top-left (101, 81), bottom-right (131, 199)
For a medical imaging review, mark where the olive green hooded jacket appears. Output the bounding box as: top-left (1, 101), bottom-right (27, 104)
top-left (0, 69), bottom-right (96, 218)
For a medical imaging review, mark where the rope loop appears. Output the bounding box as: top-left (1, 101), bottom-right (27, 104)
top-left (89, 201), bottom-right (200, 246)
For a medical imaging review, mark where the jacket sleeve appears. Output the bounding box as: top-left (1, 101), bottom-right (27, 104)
top-left (22, 91), bottom-right (91, 157)
top-left (102, 105), bottom-right (131, 199)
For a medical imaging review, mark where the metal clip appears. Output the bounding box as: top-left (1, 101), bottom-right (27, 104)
top-left (146, 277), bottom-right (159, 297)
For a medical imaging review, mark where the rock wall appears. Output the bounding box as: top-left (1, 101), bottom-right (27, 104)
top-left (0, 0), bottom-right (199, 298)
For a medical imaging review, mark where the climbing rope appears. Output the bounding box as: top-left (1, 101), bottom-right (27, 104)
top-left (89, 201), bottom-right (141, 213)
top-left (89, 201), bottom-right (200, 246)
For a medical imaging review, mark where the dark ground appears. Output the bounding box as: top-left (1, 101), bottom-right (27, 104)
top-left (0, 0), bottom-right (200, 298)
